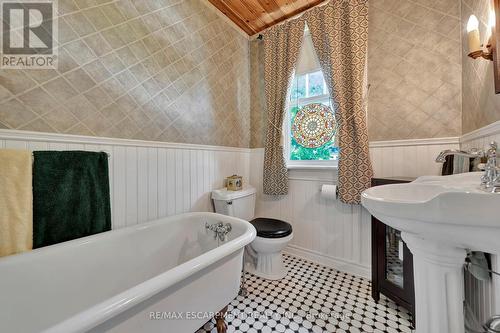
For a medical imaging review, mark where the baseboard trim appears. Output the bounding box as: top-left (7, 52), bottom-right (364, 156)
top-left (460, 120), bottom-right (500, 143)
top-left (284, 244), bottom-right (371, 280)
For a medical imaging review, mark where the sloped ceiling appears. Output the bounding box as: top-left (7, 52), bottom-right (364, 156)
top-left (207, 0), bottom-right (324, 35)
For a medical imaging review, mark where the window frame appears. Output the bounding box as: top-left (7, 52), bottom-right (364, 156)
top-left (285, 69), bottom-right (338, 170)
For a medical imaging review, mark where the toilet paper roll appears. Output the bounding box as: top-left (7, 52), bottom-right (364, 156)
top-left (321, 184), bottom-right (337, 200)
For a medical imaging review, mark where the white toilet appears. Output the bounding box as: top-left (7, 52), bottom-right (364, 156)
top-left (212, 186), bottom-right (293, 280)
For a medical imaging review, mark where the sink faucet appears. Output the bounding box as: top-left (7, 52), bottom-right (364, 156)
top-left (480, 141), bottom-right (500, 192)
top-left (205, 221), bottom-right (232, 242)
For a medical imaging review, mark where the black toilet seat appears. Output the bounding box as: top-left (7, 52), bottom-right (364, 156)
top-left (250, 218), bottom-right (293, 239)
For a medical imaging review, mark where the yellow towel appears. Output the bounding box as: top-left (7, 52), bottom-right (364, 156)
top-left (0, 149), bottom-right (33, 257)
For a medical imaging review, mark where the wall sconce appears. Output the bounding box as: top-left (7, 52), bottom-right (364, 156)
top-left (467, 14), bottom-right (494, 61)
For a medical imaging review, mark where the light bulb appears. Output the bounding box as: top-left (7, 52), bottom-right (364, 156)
top-left (489, 9), bottom-right (496, 28)
top-left (467, 15), bottom-right (482, 53)
top-left (467, 15), bottom-right (479, 32)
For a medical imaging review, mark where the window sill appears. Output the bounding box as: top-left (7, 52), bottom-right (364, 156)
top-left (287, 164), bottom-right (338, 182)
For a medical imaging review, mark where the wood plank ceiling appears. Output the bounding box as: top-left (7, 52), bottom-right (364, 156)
top-left (208, 0), bottom-right (324, 35)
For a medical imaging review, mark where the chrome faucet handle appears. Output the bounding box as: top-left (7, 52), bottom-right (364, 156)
top-left (205, 221), bottom-right (232, 241)
top-left (205, 222), bottom-right (215, 231)
top-left (215, 223), bottom-right (232, 242)
top-left (205, 222), bottom-right (217, 239)
top-left (485, 142), bottom-right (498, 170)
top-left (487, 141), bottom-right (498, 159)
top-left (480, 141), bottom-right (500, 191)
top-left (206, 221), bottom-right (224, 229)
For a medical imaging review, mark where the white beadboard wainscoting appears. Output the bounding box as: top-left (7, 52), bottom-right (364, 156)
top-left (370, 137), bottom-right (460, 178)
top-left (249, 148), bottom-right (372, 278)
top-left (0, 129), bottom-right (251, 229)
top-left (460, 120), bottom-right (500, 325)
top-left (249, 138), bottom-right (460, 278)
top-left (461, 120), bottom-right (500, 150)
top-left (0, 129), bottom-right (467, 282)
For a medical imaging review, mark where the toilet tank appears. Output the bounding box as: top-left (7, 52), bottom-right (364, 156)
top-left (212, 186), bottom-right (256, 221)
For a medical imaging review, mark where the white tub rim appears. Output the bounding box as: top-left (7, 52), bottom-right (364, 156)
top-left (1, 212), bottom-right (255, 333)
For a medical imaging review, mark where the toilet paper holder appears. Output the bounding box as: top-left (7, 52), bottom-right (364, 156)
top-left (320, 184), bottom-right (338, 200)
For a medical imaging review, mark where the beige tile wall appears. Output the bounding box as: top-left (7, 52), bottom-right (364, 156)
top-left (368, 0), bottom-right (462, 141)
top-left (249, 39), bottom-right (267, 148)
top-left (461, 0), bottom-right (500, 134)
top-left (0, 0), bottom-right (251, 147)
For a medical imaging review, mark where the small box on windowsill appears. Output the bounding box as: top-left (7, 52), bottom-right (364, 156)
top-left (226, 175), bottom-right (243, 191)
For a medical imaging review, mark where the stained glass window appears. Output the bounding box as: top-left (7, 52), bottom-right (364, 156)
top-left (292, 103), bottom-right (336, 148)
top-left (287, 70), bottom-right (339, 163)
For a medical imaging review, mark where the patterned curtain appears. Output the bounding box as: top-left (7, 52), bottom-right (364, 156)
top-left (262, 19), bottom-right (305, 195)
top-left (304, 0), bottom-right (373, 204)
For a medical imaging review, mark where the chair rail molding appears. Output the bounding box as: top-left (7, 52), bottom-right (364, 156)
top-left (369, 137), bottom-right (460, 148)
top-left (460, 120), bottom-right (500, 144)
top-left (0, 129), bottom-right (252, 153)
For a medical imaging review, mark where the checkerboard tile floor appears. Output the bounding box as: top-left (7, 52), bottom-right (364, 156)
top-left (197, 254), bottom-right (414, 333)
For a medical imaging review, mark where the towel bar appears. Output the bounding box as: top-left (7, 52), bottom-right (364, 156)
top-left (29, 151), bottom-right (111, 158)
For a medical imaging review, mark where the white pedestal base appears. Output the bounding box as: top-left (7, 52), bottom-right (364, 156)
top-left (245, 234), bottom-right (293, 281)
top-left (402, 233), bottom-right (467, 333)
top-left (246, 253), bottom-right (287, 281)
top-left (246, 254), bottom-right (287, 280)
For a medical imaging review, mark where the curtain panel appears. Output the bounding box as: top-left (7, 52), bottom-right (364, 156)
top-left (262, 19), bottom-right (305, 195)
top-left (304, 0), bottom-right (373, 204)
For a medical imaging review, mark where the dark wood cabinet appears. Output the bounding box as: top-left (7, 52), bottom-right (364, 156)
top-left (371, 177), bottom-right (415, 326)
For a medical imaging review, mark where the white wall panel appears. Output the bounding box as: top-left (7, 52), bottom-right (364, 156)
top-left (148, 148), bottom-right (159, 221)
top-left (137, 147), bottom-right (149, 224)
top-left (460, 120), bottom-right (500, 321)
top-left (112, 146), bottom-right (127, 229)
top-left (125, 146), bottom-right (138, 227)
top-left (249, 149), bottom-right (371, 278)
top-left (0, 129), bottom-right (251, 231)
top-left (369, 138), bottom-right (460, 178)
top-left (166, 149), bottom-right (176, 216)
top-left (249, 137), bottom-right (460, 278)
top-left (0, 129), bottom-right (462, 281)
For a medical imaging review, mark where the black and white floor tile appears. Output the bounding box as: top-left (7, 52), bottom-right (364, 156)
top-left (197, 254), bottom-right (414, 333)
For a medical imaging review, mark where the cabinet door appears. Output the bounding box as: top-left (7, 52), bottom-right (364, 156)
top-left (374, 217), bottom-right (415, 316)
top-left (370, 178), bottom-right (415, 320)
top-left (385, 226), bottom-right (404, 288)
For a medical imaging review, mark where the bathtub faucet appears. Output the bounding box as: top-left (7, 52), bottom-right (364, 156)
top-left (205, 222), bottom-right (232, 242)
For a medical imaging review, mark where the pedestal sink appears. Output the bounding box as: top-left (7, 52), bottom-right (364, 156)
top-left (361, 172), bottom-right (500, 333)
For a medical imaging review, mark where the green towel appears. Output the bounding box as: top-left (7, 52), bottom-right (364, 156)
top-left (33, 151), bottom-right (111, 248)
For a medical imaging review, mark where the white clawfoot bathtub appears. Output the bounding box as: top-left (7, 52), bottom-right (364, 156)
top-left (0, 212), bottom-right (256, 333)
